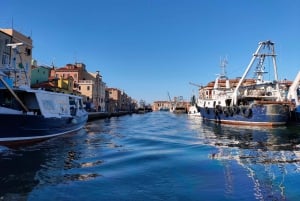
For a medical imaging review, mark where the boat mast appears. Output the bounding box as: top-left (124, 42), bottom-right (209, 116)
top-left (220, 56), bottom-right (228, 79)
top-left (231, 40), bottom-right (278, 105)
top-left (269, 42), bottom-right (280, 96)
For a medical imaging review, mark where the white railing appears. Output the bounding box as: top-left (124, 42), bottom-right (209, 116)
top-left (78, 80), bottom-right (94, 84)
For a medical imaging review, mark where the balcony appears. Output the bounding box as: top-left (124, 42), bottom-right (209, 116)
top-left (78, 80), bottom-right (94, 84)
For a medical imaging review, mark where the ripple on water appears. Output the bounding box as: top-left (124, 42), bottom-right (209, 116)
top-left (2, 112), bottom-right (300, 201)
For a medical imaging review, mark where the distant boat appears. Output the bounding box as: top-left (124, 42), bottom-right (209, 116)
top-left (188, 105), bottom-right (200, 116)
top-left (0, 43), bottom-right (88, 145)
top-left (197, 41), bottom-right (291, 126)
top-left (136, 106), bottom-right (153, 114)
top-left (188, 95), bottom-right (200, 116)
top-left (287, 71), bottom-right (300, 121)
top-left (168, 93), bottom-right (187, 114)
top-left (159, 107), bottom-right (170, 111)
top-left (171, 106), bottom-right (187, 114)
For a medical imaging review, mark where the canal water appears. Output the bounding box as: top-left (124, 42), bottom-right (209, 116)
top-left (1, 112), bottom-right (300, 201)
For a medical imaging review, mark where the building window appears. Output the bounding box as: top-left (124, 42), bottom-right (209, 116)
top-left (87, 86), bottom-right (90, 90)
top-left (1, 54), bottom-right (9, 65)
top-left (25, 48), bottom-right (31, 56)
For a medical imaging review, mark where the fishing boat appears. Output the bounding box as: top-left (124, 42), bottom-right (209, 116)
top-left (197, 40), bottom-right (291, 126)
top-left (188, 105), bottom-right (200, 116)
top-left (168, 93), bottom-right (187, 114)
top-left (0, 43), bottom-right (88, 145)
top-left (188, 95), bottom-right (200, 116)
top-left (287, 71), bottom-right (300, 121)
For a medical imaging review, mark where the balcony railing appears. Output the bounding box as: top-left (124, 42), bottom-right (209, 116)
top-left (78, 80), bottom-right (94, 84)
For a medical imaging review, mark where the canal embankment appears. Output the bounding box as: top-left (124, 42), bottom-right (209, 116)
top-left (87, 111), bottom-right (132, 121)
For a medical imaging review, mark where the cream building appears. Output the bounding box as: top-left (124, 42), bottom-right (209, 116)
top-left (93, 71), bottom-right (106, 112)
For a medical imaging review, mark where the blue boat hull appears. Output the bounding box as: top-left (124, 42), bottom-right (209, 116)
top-left (0, 113), bottom-right (88, 144)
top-left (198, 104), bottom-right (290, 126)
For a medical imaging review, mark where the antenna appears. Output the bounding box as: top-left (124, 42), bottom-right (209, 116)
top-left (219, 56), bottom-right (228, 78)
top-left (74, 51), bottom-right (77, 64)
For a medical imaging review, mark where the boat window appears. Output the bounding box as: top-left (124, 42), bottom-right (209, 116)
top-left (79, 99), bottom-right (83, 109)
top-left (69, 97), bottom-right (76, 106)
top-left (0, 91), bottom-right (23, 111)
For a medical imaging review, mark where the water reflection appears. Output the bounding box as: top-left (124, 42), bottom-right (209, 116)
top-left (202, 122), bottom-right (300, 152)
top-left (0, 145), bottom-right (44, 199)
top-left (196, 120), bottom-right (300, 200)
top-left (1, 113), bottom-right (300, 200)
top-left (0, 128), bottom-right (103, 200)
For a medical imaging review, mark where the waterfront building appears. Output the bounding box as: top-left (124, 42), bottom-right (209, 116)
top-left (31, 64), bottom-right (52, 85)
top-left (106, 88), bottom-right (137, 113)
top-left (0, 30), bottom-right (11, 69)
top-left (0, 29), bottom-right (33, 87)
top-left (93, 71), bottom-right (106, 112)
top-left (106, 88), bottom-right (122, 113)
top-left (0, 28), bottom-right (136, 113)
top-left (51, 63), bottom-right (106, 112)
top-left (152, 101), bottom-right (172, 111)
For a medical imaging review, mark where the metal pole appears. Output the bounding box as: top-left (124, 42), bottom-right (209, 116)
top-left (231, 42), bottom-right (264, 105)
top-left (0, 77), bottom-right (29, 112)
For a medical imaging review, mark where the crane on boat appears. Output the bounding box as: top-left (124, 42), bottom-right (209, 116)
top-left (189, 82), bottom-right (202, 88)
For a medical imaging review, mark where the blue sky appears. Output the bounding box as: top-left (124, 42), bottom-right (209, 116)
top-left (2, 0), bottom-right (300, 104)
